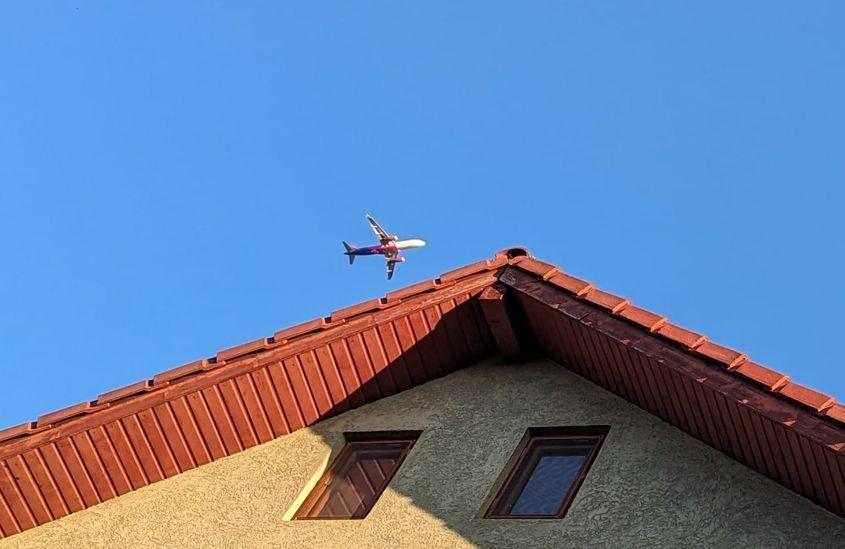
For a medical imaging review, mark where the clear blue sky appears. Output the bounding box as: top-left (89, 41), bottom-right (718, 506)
top-left (2, 3), bottom-right (843, 428)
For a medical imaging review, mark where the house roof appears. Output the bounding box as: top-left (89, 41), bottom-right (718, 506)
top-left (0, 248), bottom-right (843, 538)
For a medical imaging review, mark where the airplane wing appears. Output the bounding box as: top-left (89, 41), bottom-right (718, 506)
top-left (366, 214), bottom-right (392, 246)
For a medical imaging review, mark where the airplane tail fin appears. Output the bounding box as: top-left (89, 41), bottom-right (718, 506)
top-left (342, 241), bottom-right (356, 264)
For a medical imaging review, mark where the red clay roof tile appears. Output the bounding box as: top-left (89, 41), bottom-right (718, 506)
top-left (97, 380), bottom-right (153, 405)
top-left (546, 273), bottom-right (594, 296)
top-left (330, 298), bottom-right (384, 322)
top-left (581, 289), bottom-right (630, 314)
top-left (542, 268), bottom-right (562, 280)
top-left (732, 361), bottom-right (790, 390)
top-left (0, 422), bottom-right (38, 444)
top-left (385, 279), bottom-right (437, 302)
top-left (36, 401), bottom-right (97, 426)
top-left (439, 259), bottom-right (502, 283)
top-left (217, 338), bottom-right (273, 362)
top-left (826, 404), bottom-right (845, 423)
top-left (618, 305), bottom-right (667, 332)
top-left (656, 323), bottom-right (708, 349)
top-left (273, 317), bottom-right (328, 342)
top-left (516, 258), bottom-right (559, 280)
top-left (776, 383), bottom-right (836, 412)
top-left (152, 359), bottom-right (209, 385)
top-left (694, 342), bottom-right (748, 369)
top-left (487, 254), bottom-right (510, 269)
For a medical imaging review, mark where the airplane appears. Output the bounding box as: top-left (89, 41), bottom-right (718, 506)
top-left (342, 214), bottom-right (426, 280)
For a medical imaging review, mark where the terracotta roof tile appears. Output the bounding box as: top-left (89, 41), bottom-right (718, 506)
top-left (438, 260), bottom-right (487, 282)
top-left (97, 380), bottom-right (153, 405)
top-left (330, 298), bottom-right (384, 322)
top-left (385, 279), bottom-right (437, 302)
top-left (36, 401), bottom-right (97, 426)
top-left (694, 342), bottom-right (748, 369)
top-left (776, 382), bottom-right (836, 412)
top-left (826, 404), bottom-right (845, 423)
top-left (581, 289), bottom-right (630, 314)
top-left (217, 337), bottom-right (273, 362)
top-left (153, 359), bottom-right (209, 386)
top-left (656, 323), bottom-right (708, 349)
top-left (273, 318), bottom-right (329, 342)
top-left (439, 257), bottom-right (505, 283)
top-left (732, 361), bottom-right (790, 390)
top-left (618, 305), bottom-right (667, 332)
top-left (516, 258), bottom-right (559, 280)
top-left (488, 254), bottom-right (510, 269)
top-left (0, 422), bottom-right (39, 444)
top-left (547, 273), bottom-right (594, 296)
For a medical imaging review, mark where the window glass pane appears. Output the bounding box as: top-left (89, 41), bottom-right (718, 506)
top-left (511, 453), bottom-right (587, 515)
top-left (295, 434), bottom-right (419, 520)
top-left (487, 428), bottom-right (607, 519)
top-left (310, 443), bottom-right (408, 519)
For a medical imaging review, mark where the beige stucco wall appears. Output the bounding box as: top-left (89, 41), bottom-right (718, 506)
top-left (4, 359), bottom-right (844, 548)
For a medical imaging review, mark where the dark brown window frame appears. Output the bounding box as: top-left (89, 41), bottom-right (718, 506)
top-left (485, 426), bottom-right (609, 520)
top-left (294, 431), bottom-right (421, 520)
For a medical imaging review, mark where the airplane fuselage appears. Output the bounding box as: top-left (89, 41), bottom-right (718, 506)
top-left (348, 239), bottom-right (426, 256)
top-left (344, 214), bottom-right (425, 279)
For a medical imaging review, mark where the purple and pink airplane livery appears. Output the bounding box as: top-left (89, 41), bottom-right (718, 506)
top-left (342, 214), bottom-right (426, 280)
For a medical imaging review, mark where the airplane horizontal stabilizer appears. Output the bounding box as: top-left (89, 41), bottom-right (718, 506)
top-left (342, 241), bottom-right (356, 264)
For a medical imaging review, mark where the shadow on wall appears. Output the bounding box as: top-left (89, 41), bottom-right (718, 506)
top-left (288, 300), bottom-right (845, 549)
top-left (284, 297), bottom-right (536, 548)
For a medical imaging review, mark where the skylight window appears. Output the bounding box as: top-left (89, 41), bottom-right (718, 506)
top-left (294, 431), bottom-right (421, 519)
top-left (486, 427), bottom-right (608, 519)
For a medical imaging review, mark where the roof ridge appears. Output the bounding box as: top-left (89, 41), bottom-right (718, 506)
top-left (504, 257), bottom-right (845, 428)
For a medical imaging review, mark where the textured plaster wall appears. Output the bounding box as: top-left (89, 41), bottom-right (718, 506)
top-left (4, 359), bottom-right (844, 549)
